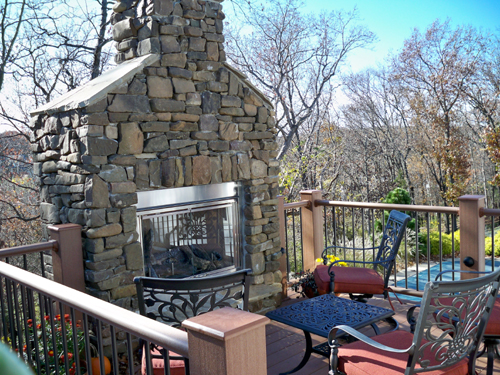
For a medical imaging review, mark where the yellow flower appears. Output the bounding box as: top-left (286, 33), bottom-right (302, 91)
top-left (316, 255), bottom-right (347, 266)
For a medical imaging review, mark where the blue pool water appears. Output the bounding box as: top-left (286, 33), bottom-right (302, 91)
top-left (389, 258), bottom-right (500, 302)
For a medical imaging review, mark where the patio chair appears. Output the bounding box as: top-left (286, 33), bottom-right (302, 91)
top-left (314, 210), bottom-right (410, 308)
top-left (428, 270), bottom-right (500, 375)
top-left (328, 266), bottom-right (500, 375)
top-left (134, 268), bottom-right (250, 375)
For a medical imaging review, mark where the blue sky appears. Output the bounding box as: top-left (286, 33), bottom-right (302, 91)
top-left (227, 0), bottom-right (500, 72)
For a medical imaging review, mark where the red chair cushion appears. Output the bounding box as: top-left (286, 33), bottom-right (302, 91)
top-left (314, 265), bottom-right (385, 295)
top-left (141, 347), bottom-right (185, 375)
top-left (338, 329), bottom-right (469, 375)
top-left (484, 298), bottom-right (500, 337)
top-left (435, 297), bottom-right (500, 338)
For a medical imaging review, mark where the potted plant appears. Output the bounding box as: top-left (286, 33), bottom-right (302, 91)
top-left (289, 270), bottom-right (318, 298)
top-left (290, 255), bottom-right (347, 298)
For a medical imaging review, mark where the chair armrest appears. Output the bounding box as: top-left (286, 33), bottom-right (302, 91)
top-left (406, 305), bottom-right (420, 333)
top-left (434, 270), bottom-right (491, 281)
top-left (328, 325), bottom-right (411, 354)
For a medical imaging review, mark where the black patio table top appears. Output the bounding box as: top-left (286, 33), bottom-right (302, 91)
top-left (266, 294), bottom-right (396, 375)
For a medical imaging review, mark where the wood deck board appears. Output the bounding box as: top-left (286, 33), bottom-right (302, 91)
top-left (266, 293), bottom-right (500, 374)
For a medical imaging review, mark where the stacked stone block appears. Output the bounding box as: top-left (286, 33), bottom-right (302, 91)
top-left (30, 0), bottom-right (282, 316)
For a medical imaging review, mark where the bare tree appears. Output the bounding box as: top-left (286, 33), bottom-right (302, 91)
top-left (0, 0), bottom-right (113, 246)
top-left (391, 20), bottom-right (487, 205)
top-left (226, 0), bottom-right (376, 160)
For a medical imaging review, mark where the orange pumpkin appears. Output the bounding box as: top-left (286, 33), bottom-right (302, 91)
top-left (84, 356), bottom-right (111, 375)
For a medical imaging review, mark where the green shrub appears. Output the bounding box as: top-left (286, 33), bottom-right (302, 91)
top-left (418, 230), bottom-right (460, 256)
top-left (376, 187), bottom-right (415, 231)
top-left (485, 235), bottom-right (500, 257)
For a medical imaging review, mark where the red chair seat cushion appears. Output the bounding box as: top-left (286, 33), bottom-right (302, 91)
top-left (141, 347), bottom-right (185, 375)
top-left (314, 265), bottom-right (385, 295)
top-left (435, 297), bottom-right (500, 338)
top-left (485, 298), bottom-right (500, 337)
top-left (338, 329), bottom-right (469, 375)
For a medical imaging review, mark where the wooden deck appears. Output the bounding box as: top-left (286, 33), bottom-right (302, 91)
top-left (266, 293), bottom-right (500, 375)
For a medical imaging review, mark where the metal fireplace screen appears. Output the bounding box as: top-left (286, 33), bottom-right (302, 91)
top-left (136, 183), bottom-right (240, 278)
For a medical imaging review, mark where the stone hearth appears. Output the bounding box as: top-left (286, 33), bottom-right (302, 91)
top-left (29, 0), bottom-right (283, 321)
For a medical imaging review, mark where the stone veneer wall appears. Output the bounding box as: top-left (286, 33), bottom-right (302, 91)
top-left (30, 0), bottom-right (283, 318)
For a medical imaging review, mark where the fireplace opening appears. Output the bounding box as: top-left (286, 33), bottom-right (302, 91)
top-left (136, 183), bottom-right (241, 278)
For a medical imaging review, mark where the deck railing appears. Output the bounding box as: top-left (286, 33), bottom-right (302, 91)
top-left (0, 225), bottom-right (268, 375)
top-left (280, 191), bottom-right (496, 292)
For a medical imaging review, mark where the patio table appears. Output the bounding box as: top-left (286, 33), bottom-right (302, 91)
top-left (266, 294), bottom-right (397, 375)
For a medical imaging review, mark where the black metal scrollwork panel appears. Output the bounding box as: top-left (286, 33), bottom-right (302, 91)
top-left (413, 282), bottom-right (494, 372)
top-left (143, 282), bottom-right (244, 328)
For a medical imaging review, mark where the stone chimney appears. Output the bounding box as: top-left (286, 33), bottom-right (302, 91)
top-left (30, 0), bottom-right (283, 320)
top-left (112, 0), bottom-right (226, 66)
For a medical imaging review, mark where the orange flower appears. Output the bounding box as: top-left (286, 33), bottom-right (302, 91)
top-left (36, 324), bottom-right (42, 329)
top-left (23, 345), bottom-right (27, 351)
top-left (48, 350), bottom-right (54, 357)
top-left (44, 316), bottom-right (50, 321)
top-left (55, 314), bottom-right (61, 320)
top-left (60, 352), bottom-right (73, 361)
top-left (27, 319), bottom-right (32, 326)
top-left (69, 369), bottom-right (75, 375)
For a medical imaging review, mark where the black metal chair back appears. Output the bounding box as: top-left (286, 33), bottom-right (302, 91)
top-left (134, 268), bottom-right (250, 327)
top-left (374, 210), bottom-right (411, 284)
top-left (408, 268), bottom-right (500, 373)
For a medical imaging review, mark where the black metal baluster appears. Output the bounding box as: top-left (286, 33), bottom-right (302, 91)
top-left (324, 207), bottom-right (328, 249)
top-left (292, 209), bottom-right (297, 273)
top-left (70, 308), bottom-right (82, 375)
top-left (39, 296), bottom-right (50, 375)
top-left (492, 216), bottom-right (495, 272)
top-left (110, 325), bottom-right (119, 375)
top-left (28, 289), bottom-right (41, 375)
top-left (20, 286), bottom-right (32, 368)
top-left (97, 320), bottom-right (106, 375)
top-left (342, 207), bottom-right (346, 259)
top-left (299, 208), bottom-right (304, 272)
top-left (426, 213), bottom-right (430, 282)
top-left (415, 212), bottom-right (420, 291)
top-left (285, 211), bottom-right (290, 280)
top-left (47, 298), bottom-right (60, 375)
top-left (40, 252), bottom-right (46, 278)
top-left (59, 302), bottom-right (70, 375)
top-left (0, 278), bottom-right (8, 344)
top-left (127, 333), bottom-right (134, 375)
top-left (438, 213), bottom-right (443, 278)
top-left (5, 279), bottom-right (17, 351)
top-left (451, 215), bottom-right (456, 281)
top-left (83, 314), bottom-right (93, 375)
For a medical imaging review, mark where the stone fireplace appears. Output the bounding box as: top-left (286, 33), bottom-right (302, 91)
top-left (29, 0), bottom-right (283, 319)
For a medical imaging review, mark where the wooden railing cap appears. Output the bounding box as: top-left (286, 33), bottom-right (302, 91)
top-left (182, 307), bottom-right (269, 341)
top-left (458, 195), bottom-right (485, 201)
top-left (47, 223), bottom-right (82, 232)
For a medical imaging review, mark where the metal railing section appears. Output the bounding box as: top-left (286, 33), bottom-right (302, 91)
top-left (0, 261), bottom-right (188, 375)
top-left (0, 240), bottom-right (57, 277)
top-left (317, 200), bottom-right (460, 291)
top-left (282, 201), bottom-right (309, 279)
top-left (481, 207), bottom-right (500, 272)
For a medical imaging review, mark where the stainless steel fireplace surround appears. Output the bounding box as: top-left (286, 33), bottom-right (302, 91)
top-left (136, 182), bottom-right (242, 278)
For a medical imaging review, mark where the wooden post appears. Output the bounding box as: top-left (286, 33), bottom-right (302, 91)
top-left (458, 195), bottom-right (485, 279)
top-left (277, 196), bottom-right (288, 297)
top-left (182, 307), bottom-right (269, 375)
top-left (300, 190), bottom-right (324, 272)
top-left (48, 224), bottom-right (86, 293)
